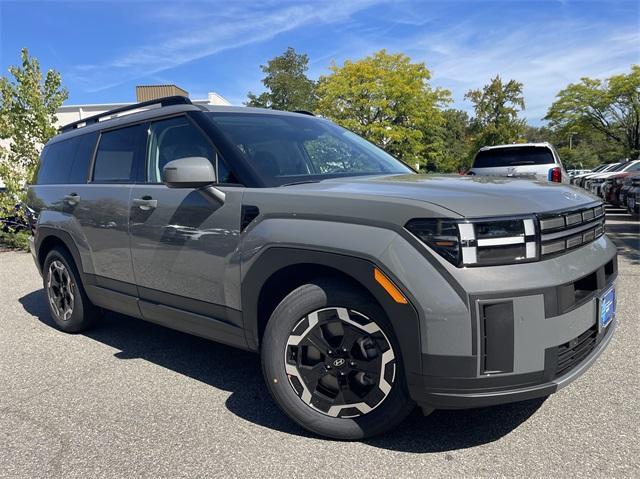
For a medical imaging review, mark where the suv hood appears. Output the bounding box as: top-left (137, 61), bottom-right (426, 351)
top-left (286, 174), bottom-right (598, 217)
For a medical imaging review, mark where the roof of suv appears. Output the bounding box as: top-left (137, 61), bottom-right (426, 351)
top-left (52, 96), bottom-right (313, 145)
top-left (477, 142), bottom-right (553, 151)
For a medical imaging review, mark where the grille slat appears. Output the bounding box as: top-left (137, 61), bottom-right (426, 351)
top-left (554, 325), bottom-right (598, 378)
top-left (538, 203), bottom-right (605, 258)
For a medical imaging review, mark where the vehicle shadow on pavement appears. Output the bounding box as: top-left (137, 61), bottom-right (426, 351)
top-left (20, 288), bottom-right (544, 452)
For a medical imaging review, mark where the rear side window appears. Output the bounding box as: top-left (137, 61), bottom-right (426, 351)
top-left (36, 132), bottom-right (98, 185)
top-left (473, 146), bottom-right (555, 168)
top-left (93, 125), bottom-right (144, 183)
top-left (37, 138), bottom-right (78, 184)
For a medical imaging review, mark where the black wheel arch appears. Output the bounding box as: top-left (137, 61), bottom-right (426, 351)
top-left (241, 246), bottom-right (423, 377)
top-left (36, 227), bottom-right (85, 278)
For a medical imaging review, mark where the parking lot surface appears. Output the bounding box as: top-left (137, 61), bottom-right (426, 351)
top-left (1, 211), bottom-right (638, 478)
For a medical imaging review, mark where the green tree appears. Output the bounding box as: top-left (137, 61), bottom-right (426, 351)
top-left (316, 49), bottom-right (451, 170)
top-left (465, 75), bottom-right (526, 149)
top-left (439, 109), bottom-right (472, 172)
top-left (544, 65), bottom-right (640, 159)
top-left (0, 48), bottom-right (68, 215)
top-left (246, 47), bottom-right (316, 111)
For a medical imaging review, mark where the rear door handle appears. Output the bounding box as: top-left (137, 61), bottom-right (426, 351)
top-left (132, 197), bottom-right (158, 211)
top-left (63, 193), bottom-right (80, 206)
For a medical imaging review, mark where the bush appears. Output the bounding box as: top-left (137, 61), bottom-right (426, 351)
top-left (0, 229), bottom-right (30, 251)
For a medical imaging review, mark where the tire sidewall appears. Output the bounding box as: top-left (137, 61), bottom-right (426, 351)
top-left (261, 279), bottom-right (413, 440)
top-left (43, 248), bottom-right (91, 333)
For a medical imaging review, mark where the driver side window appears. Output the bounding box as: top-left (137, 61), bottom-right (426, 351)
top-left (147, 116), bottom-right (233, 183)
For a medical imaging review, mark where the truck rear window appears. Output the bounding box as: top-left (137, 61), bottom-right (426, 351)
top-left (473, 146), bottom-right (555, 168)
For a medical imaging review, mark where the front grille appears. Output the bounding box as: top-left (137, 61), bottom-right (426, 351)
top-left (554, 325), bottom-right (598, 378)
top-left (537, 203), bottom-right (605, 257)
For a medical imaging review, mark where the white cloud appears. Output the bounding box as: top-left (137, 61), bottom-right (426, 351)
top-left (406, 17), bottom-right (640, 123)
top-left (70, 0), bottom-right (382, 92)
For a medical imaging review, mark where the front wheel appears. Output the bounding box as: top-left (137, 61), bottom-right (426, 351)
top-left (261, 279), bottom-right (414, 440)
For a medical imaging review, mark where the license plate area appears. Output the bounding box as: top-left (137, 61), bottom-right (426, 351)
top-left (598, 285), bottom-right (616, 331)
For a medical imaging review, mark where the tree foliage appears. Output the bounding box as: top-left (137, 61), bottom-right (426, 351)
top-left (544, 65), bottom-right (640, 159)
top-left (465, 75), bottom-right (526, 150)
top-left (0, 48), bottom-right (67, 213)
top-left (246, 47), bottom-right (316, 111)
top-left (315, 50), bottom-right (451, 169)
top-left (439, 109), bottom-right (472, 172)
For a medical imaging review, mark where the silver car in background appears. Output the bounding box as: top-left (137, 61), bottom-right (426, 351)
top-left (469, 143), bottom-right (568, 183)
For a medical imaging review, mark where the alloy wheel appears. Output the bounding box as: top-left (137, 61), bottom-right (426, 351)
top-left (47, 260), bottom-right (75, 321)
top-left (284, 307), bottom-right (396, 418)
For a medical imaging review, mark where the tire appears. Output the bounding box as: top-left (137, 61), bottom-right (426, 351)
top-left (43, 247), bottom-right (100, 333)
top-left (261, 278), bottom-right (414, 440)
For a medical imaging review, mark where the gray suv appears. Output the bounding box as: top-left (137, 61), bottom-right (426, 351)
top-left (27, 97), bottom-right (617, 439)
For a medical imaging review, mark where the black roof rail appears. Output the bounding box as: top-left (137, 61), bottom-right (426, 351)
top-left (293, 110), bottom-right (315, 116)
top-left (58, 95), bottom-right (193, 133)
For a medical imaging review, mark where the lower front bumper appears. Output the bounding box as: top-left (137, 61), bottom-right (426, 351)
top-left (411, 320), bottom-right (615, 409)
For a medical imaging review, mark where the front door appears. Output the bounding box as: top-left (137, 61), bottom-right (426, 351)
top-left (129, 115), bottom-right (244, 327)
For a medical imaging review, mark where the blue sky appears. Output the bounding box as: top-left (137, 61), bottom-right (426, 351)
top-left (1, 0), bottom-right (639, 124)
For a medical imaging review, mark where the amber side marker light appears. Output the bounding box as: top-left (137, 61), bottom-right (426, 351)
top-left (374, 268), bottom-right (408, 304)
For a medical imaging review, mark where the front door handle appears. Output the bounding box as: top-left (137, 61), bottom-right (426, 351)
top-left (63, 193), bottom-right (80, 206)
top-left (132, 197), bottom-right (158, 211)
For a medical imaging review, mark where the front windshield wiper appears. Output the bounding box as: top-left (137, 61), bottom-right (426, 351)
top-left (279, 180), bottom-right (320, 187)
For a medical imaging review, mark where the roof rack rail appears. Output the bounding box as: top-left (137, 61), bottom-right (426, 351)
top-left (58, 95), bottom-right (193, 133)
top-left (293, 110), bottom-right (315, 116)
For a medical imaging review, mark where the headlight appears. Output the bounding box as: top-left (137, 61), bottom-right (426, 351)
top-left (405, 217), bottom-right (537, 267)
top-left (406, 204), bottom-right (605, 267)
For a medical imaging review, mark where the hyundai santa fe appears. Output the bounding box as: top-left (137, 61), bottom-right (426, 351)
top-left (27, 96), bottom-right (617, 439)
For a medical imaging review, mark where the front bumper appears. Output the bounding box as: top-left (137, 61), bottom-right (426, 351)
top-left (410, 318), bottom-right (615, 409)
top-left (398, 234), bottom-right (618, 410)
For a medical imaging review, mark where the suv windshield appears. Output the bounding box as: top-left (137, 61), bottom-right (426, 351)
top-left (207, 112), bottom-right (412, 186)
top-left (473, 146), bottom-right (555, 168)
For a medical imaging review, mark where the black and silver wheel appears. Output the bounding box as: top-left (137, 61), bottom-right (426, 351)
top-left (46, 260), bottom-right (75, 322)
top-left (262, 279), bottom-right (414, 439)
top-left (43, 247), bottom-right (99, 333)
top-left (285, 307), bottom-right (396, 418)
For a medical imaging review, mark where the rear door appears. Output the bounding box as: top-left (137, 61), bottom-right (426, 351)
top-left (79, 124), bottom-right (146, 296)
top-left (129, 114), bottom-right (245, 333)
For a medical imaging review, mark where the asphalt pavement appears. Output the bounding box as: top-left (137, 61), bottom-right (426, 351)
top-left (0, 210), bottom-right (638, 478)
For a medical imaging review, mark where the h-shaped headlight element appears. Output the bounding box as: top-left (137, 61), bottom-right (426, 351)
top-left (405, 217), bottom-right (538, 267)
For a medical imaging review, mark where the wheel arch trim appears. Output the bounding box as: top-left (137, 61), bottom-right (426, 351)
top-left (241, 246), bottom-right (424, 376)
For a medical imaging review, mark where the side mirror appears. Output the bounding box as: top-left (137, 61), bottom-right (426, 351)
top-left (163, 157), bottom-right (216, 189)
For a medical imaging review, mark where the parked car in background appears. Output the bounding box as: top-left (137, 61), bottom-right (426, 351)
top-left (26, 96), bottom-right (618, 439)
top-left (575, 163), bottom-right (620, 188)
top-left (625, 175), bottom-right (640, 218)
top-left (568, 169), bottom-right (591, 178)
top-left (468, 143), bottom-right (568, 183)
top-left (586, 160), bottom-right (640, 197)
top-left (571, 164), bottom-right (609, 186)
top-left (619, 173), bottom-right (640, 208)
top-left (602, 171), bottom-right (634, 205)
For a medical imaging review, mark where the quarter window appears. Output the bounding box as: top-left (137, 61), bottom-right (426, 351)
top-left (36, 132), bottom-right (98, 185)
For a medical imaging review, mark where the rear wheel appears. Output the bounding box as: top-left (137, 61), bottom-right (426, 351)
top-left (261, 279), bottom-right (414, 439)
top-left (43, 247), bottom-right (100, 333)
